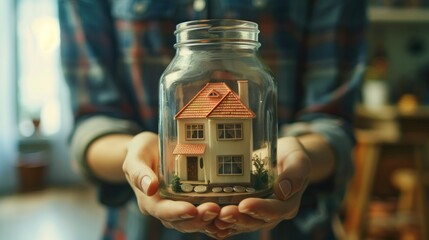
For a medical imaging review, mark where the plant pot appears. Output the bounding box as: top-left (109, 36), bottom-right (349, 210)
top-left (16, 151), bottom-right (48, 192)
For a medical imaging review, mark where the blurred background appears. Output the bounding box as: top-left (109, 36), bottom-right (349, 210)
top-left (0, 0), bottom-right (428, 239)
top-left (0, 0), bottom-right (104, 239)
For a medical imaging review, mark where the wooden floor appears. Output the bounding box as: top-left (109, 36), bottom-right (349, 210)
top-left (0, 185), bottom-right (105, 240)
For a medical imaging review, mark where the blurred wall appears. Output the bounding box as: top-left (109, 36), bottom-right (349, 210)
top-left (0, 0), bottom-right (83, 194)
top-left (368, 22), bottom-right (429, 104)
top-left (0, 0), bottom-right (19, 194)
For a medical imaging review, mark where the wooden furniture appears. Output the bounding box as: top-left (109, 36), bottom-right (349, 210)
top-left (344, 105), bottom-right (429, 240)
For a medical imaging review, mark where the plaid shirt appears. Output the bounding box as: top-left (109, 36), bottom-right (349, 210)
top-left (59, 0), bottom-right (367, 239)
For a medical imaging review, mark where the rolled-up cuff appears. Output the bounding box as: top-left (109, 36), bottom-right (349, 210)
top-left (70, 115), bottom-right (142, 183)
top-left (70, 116), bottom-right (143, 206)
top-left (280, 118), bottom-right (354, 189)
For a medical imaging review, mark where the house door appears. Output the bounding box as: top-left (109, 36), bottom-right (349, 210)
top-left (187, 157), bottom-right (198, 181)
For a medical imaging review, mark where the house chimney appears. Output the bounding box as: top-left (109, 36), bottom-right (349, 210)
top-left (237, 80), bottom-right (249, 107)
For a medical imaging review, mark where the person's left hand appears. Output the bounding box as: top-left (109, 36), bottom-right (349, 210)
top-left (123, 132), bottom-right (222, 236)
top-left (209, 137), bottom-right (312, 239)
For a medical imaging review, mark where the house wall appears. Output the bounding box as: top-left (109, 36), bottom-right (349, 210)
top-left (208, 119), bottom-right (252, 184)
top-left (176, 118), bottom-right (209, 181)
top-left (175, 154), bottom-right (186, 181)
top-left (176, 118), bottom-right (253, 184)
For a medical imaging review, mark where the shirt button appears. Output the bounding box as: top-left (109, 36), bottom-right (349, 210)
top-left (193, 0), bottom-right (206, 12)
top-left (133, 2), bottom-right (147, 14)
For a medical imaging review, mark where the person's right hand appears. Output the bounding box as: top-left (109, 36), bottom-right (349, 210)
top-left (122, 131), bottom-right (222, 235)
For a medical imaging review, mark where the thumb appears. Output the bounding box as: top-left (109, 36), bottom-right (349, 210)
top-left (123, 132), bottom-right (160, 196)
top-left (134, 161), bottom-right (159, 196)
top-left (274, 141), bottom-right (311, 201)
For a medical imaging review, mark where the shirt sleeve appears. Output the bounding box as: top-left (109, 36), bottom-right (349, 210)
top-left (277, 0), bottom-right (367, 231)
top-left (59, 0), bottom-right (142, 206)
top-left (69, 116), bottom-right (142, 183)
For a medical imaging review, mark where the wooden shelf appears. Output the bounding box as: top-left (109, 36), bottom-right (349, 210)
top-left (369, 7), bottom-right (429, 23)
top-left (356, 105), bottom-right (429, 119)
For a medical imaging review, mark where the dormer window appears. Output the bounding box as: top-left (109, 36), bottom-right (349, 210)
top-left (207, 89), bottom-right (220, 97)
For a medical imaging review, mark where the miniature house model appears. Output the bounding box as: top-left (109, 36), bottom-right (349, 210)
top-left (173, 81), bottom-right (255, 185)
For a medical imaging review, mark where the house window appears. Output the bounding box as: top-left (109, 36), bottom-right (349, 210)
top-left (207, 89), bottom-right (219, 97)
top-left (217, 155), bottom-right (243, 175)
top-left (217, 123), bottom-right (242, 140)
top-left (186, 124), bottom-right (204, 140)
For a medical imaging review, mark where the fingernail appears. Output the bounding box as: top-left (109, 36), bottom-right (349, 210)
top-left (279, 179), bottom-right (292, 199)
top-left (141, 175), bottom-right (151, 194)
top-left (240, 208), bottom-right (256, 215)
top-left (219, 215), bottom-right (237, 224)
top-left (204, 227), bottom-right (217, 234)
top-left (202, 211), bottom-right (218, 222)
top-left (218, 223), bottom-right (235, 230)
top-left (180, 214), bottom-right (195, 219)
top-left (217, 229), bottom-right (236, 238)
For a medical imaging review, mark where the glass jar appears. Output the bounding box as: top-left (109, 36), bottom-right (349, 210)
top-left (159, 19), bottom-right (277, 205)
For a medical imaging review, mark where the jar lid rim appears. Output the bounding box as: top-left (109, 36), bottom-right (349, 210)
top-left (174, 19), bottom-right (260, 47)
top-left (175, 19), bottom-right (259, 35)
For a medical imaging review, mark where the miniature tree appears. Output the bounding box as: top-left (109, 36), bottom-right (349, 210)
top-left (251, 154), bottom-right (269, 190)
top-left (170, 173), bottom-right (182, 192)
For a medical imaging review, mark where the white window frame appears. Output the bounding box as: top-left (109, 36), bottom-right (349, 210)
top-left (185, 124), bottom-right (204, 140)
top-left (217, 123), bottom-right (243, 140)
top-left (217, 155), bottom-right (243, 175)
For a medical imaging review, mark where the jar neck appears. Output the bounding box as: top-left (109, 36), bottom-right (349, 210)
top-left (174, 19), bottom-right (261, 50)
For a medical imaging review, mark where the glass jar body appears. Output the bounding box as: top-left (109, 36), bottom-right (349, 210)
top-left (159, 21), bottom-right (277, 205)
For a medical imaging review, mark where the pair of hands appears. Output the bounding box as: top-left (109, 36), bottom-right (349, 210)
top-left (123, 132), bottom-right (312, 239)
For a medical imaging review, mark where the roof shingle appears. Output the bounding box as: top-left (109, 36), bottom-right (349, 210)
top-left (175, 82), bottom-right (255, 119)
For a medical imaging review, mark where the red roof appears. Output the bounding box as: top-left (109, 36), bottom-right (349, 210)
top-left (175, 82), bottom-right (255, 119)
top-left (173, 144), bottom-right (206, 155)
